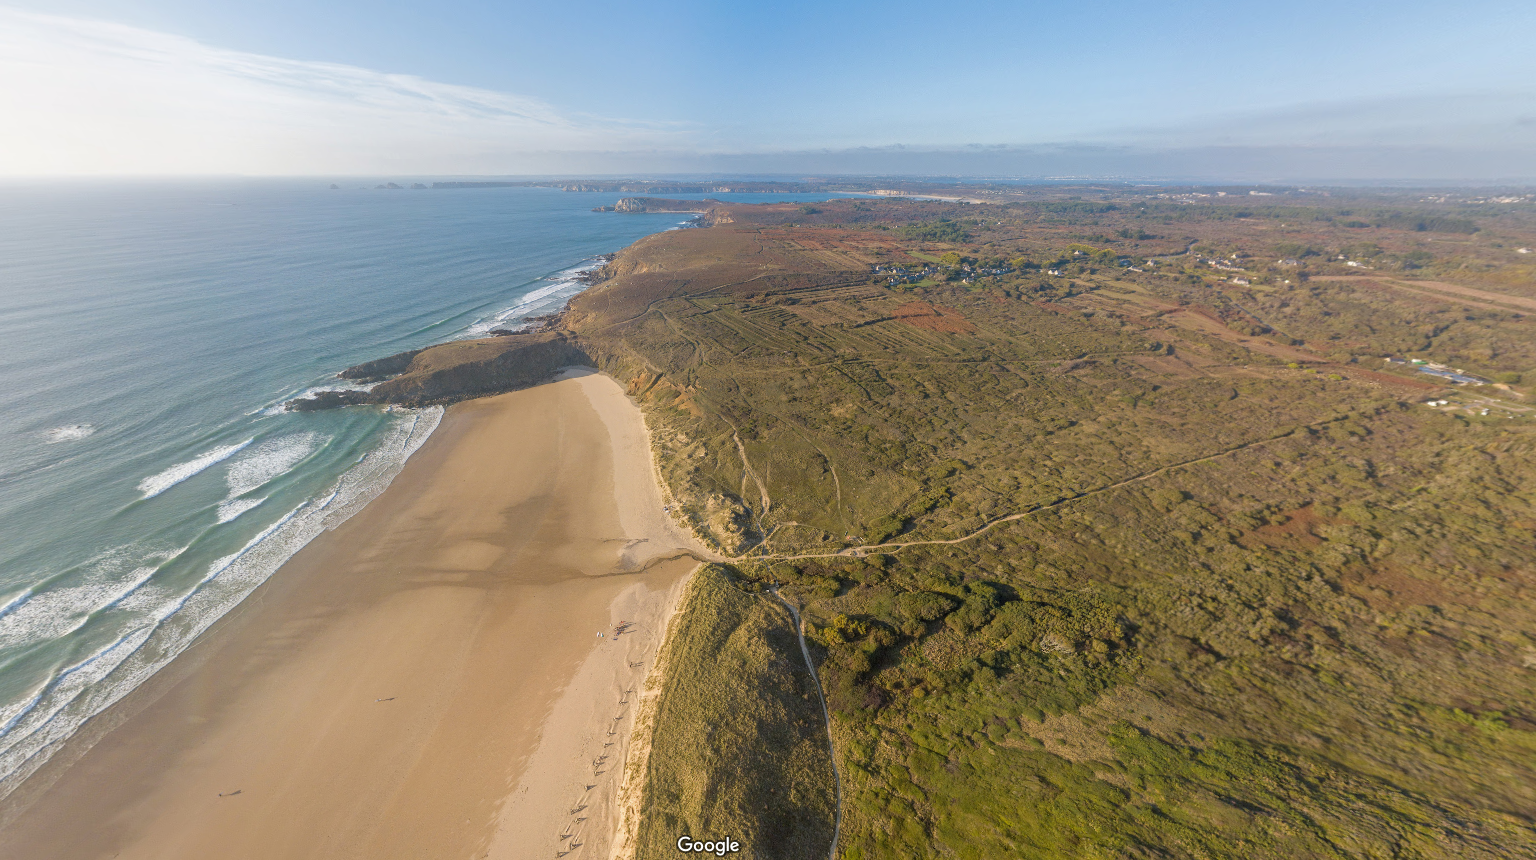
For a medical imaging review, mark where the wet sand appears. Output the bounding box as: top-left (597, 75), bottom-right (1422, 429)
top-left (0, 370), bottom-right (707, 860)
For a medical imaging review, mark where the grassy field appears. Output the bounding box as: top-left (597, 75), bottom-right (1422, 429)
top-left (567, 189), bottom-right (1536, 858)
top-left (632, 565), bottom-right (836, 860)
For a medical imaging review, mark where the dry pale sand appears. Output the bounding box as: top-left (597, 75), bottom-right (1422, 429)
top-left (0, 370), bottom-right (709, 860)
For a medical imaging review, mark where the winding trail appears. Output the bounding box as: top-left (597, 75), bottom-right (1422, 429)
top-left (731, 430), bottom-right (772, 516)
top-left (770, 589), bottom-right (841, 860)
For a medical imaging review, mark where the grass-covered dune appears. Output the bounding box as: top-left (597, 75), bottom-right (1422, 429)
top-left (628, 565), bottom-right (835, 860)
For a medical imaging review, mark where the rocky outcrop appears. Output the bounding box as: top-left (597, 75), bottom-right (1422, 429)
top-left (338, 349), bottom-right (423, 382)
top-left (369, 333), bottom-right (590, 405)
top-left (287, 389), bottom-right (370, 412)
top-left (288, 332), bottom-right (592, 411)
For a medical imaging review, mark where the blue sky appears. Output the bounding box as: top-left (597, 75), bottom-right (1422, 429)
top-left (2, 0), bottom-right (1533, 177)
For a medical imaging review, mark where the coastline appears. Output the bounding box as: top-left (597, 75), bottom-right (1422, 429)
top-left (0, 405), bottom-right (444, 804)
top-left (0, 370), bottom-right (708, 859)
top-left (0, 253), bottom-right (613, 800)
top-left (607, 573), bottom-right (693, 860)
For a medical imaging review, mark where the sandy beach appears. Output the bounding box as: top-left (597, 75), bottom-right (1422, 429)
top-left (0, 370), bottom-right (707, 860)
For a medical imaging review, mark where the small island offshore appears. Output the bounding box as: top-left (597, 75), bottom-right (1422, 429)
top-left (6, 182), bottom-right (1534, 860)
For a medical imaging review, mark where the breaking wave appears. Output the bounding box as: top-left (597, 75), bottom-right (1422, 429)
top-left (0, 407), bottom-right (442, 799)
top-left (137, 439), bottom-right (253, 499)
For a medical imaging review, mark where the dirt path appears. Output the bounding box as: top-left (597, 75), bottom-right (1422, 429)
top-left (770, 590), bottom-right (841, 860)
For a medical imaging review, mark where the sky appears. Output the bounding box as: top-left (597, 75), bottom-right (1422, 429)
top-left (1, 0), bottom-right (1533, 179)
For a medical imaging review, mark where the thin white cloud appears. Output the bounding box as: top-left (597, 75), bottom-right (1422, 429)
top-left (2, 8), bottom-right (1529, 179)
top-left (0, 8), bottom-right (691, 175)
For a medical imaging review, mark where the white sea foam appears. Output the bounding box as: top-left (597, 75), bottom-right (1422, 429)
top-left (296, 380), bottom-right (377, 398)
top-left (0, 543), bottom-right (187, 645)
top-left (216, 497), bottom-right (266, 523)
top-left (0, 588), bottom-right (103, 650)
top-left (200, 503), bottom-right (306, 587)
top-left (0, 407), bottom-right (443, 799)
top-left (461, 282), bottom-right (572, 337)
top-left (503, 280), bottom-right (570, 312)
top-left (259, 382), bottom-right (378, 416)
top-left (137, 439), bottom-right (253, 499)
top-left (0, 624), bottom-right (156, 743)
top-left (0, 567), bottom-right (158, 651)
top-left (111, 583), bottom-right (174, 615)
top-left (42, 424), bottom-right (95, 444)
top-left (225, 432), bottom-right (324, 498)
top-left (460, 261), bottom-right (601, 339)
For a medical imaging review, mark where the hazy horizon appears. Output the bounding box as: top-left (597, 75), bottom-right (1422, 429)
top-left (2, 1), bottom-right (1533, 181)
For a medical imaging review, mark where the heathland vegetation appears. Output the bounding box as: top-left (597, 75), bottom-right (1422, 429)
top-left (338, 185), bottom-right (1536, 858)
top-left (568, 189), bottom-right (1536, 859)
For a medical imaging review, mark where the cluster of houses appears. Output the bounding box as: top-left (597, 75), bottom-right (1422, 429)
top-left (1196, 255), bottom-right (1250, 278)
top-left (871, 263), bottom-right (940, 286)
top-left (870, 260), bottom-right (1020, 287)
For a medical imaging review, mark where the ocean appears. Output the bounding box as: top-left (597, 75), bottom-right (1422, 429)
top-left (0, 181), bottom-right (854, 796)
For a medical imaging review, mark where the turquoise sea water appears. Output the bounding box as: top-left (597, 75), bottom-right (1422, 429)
top-left (0, 182), bottom-right (854, 795)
